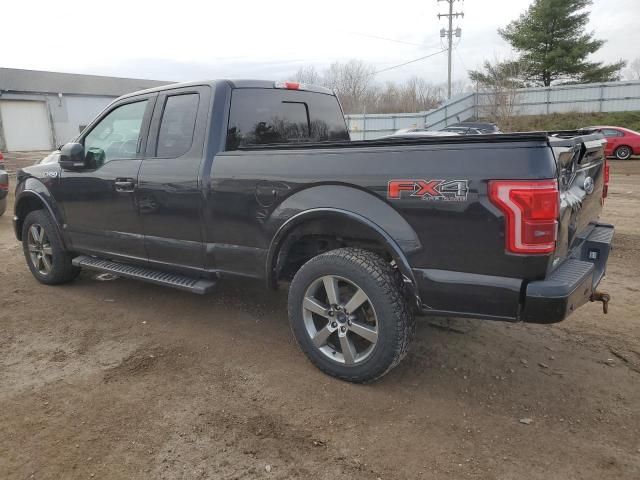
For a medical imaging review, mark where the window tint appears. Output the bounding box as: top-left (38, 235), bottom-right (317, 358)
top-left (157, 94), bottom-right (199, 157)
top-left (226, 89), bottom-right (350, 150)
top-left (83, 100), bottom-right (148, 167)
top-left (601, 129), bottom-right (622, 137)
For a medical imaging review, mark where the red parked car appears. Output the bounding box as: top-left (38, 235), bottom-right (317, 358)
top-left (587, 126), bottom-right (640, 160)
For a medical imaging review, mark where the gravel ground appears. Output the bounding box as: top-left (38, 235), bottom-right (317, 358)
top-left (1, 161), bottom-right (639, 480)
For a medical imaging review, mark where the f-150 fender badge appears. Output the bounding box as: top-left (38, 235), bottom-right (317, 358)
top-left (44, 171), bottom-right (58, 178)
top-left (387, 179), bottom-right (469, 202)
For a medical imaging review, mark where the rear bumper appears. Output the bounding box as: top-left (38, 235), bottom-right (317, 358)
top-left (521, 223), bottom-right (614, 323)
top-left (414, 223), bottom-right (614, 323)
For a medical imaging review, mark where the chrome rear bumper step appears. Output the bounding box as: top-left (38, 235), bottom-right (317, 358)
top-left (72, 255), bottom-right (216, 294)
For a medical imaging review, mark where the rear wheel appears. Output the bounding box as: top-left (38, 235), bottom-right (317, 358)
top-left (288, 248), bottom-right (414, 383)
top-left (22, 210), bottom-right (80, 285)
top-left (614, 145), bottom-right (632, 160)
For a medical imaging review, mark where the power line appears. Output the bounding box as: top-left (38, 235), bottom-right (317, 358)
top-left (348, 31), bottom-right (431, 48)
top-left (371, 49), bottom-right (448, 76)
top-left (454, 45), bottom-right (469, 75)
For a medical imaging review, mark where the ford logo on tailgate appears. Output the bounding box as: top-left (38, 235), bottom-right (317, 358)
top-left (583, 176), bottom-right (595, 195)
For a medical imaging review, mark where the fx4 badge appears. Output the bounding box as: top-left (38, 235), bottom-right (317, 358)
top-left (387, 179), bottom-right (469, 202)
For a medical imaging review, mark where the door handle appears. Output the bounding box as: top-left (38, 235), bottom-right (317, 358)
top-left (115, 178), bottom-right (136, 192)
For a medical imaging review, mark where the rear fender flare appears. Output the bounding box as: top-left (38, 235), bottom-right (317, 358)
top-left (265, 185), bottom-right (422, 305)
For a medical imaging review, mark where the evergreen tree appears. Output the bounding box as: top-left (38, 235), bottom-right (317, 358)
top-left (499, 0), bottom-right (625, 86)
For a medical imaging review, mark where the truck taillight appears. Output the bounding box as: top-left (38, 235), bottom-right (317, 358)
top-left (603, 160), bottom-right (610, 199)
top-left (488, 180), bottom-right (559, 255)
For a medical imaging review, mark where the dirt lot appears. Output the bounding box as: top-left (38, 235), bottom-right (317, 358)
top-left (1, 162), bottom-right (639, 480)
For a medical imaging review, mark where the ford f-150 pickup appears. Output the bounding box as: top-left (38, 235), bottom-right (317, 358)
top-left (13, 80), bottom-right (614, 382)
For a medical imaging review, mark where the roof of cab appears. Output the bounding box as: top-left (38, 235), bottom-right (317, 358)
top-left (118, 79), bottom-right (335, 100)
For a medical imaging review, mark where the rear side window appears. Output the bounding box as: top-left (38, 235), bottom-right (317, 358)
top-left (157, 93), bottom-right (199, 157)
top-left (601, 129), bottom-right (623, 137)
top-left (226, 89), bottom-right (349, 150)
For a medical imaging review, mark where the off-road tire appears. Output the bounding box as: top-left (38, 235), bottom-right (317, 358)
top-left (22, 209), bottom-right (80, 285)
top-left (288, 247), bottom-right (415, 383)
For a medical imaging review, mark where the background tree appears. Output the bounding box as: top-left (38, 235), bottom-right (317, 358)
top-left (625, 58), bottom-right (640, 81)
top-left (499, 0), bottom-right (625, 86)
top-left (288, 60), bottom-right (450, 114)
top-left (469, 58), bottom-right (525, 127)
top-left (322, 60), bottom-right (376, 113)
top-left (293, 65), bottom-right (321, 84)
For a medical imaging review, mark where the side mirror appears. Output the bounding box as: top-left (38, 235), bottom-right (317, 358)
top-left (59, 143), bottom-right (86, 170)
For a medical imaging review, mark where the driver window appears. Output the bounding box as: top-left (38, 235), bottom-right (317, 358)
top-left (83, 100), bottom-right (148, 167)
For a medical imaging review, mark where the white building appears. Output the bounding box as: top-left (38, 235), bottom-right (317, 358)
top-left (0, 68), bottom-right (169, 152)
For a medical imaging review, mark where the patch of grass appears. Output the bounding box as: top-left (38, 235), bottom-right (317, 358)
top-left (497, 111), bottom-right (640, 133)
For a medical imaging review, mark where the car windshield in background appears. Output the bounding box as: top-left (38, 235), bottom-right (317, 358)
top-left (226, 89), bottom-right (350, 150)
top-left (443, 127), bottom-right (482, 135)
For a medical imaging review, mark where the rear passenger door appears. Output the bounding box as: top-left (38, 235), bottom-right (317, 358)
top-left (136, 86), bottom-right (211, 274)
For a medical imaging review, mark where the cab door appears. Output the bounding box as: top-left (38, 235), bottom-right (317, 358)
top-left (136, 86), bottom-right (211, 274)
top-left (59, 94), bottom-right (156, 262)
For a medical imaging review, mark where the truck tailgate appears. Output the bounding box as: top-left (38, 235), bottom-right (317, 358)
top-left (520, 133), bottom-right (613, 323)
top-left (551, 133), bottom-right (609, 260)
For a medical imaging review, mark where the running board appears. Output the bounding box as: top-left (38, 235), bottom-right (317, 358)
top-left (72, 255), bottom-right (216, 294)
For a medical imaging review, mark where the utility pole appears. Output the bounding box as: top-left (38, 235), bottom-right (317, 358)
top-left (438, 0), bottom-right (464, 99)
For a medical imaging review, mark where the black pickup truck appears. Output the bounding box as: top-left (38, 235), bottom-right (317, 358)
top-left (13, 80), bottom-right (613, 382)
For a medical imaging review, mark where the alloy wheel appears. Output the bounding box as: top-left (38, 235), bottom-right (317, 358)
top-left (27, 224), bottom-right (53, 276)
top-left (302, 275), bottom-right (378, 365)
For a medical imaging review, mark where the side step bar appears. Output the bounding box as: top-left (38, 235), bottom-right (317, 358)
top-left (72, 255), bottom-right (216, 294)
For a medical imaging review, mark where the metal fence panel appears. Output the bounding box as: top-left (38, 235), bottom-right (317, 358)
top-left (346, 80), bottom-right (640, 138)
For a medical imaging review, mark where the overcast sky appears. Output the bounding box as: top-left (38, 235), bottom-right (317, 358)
top-left (3, 0), bottom-right (639, 85)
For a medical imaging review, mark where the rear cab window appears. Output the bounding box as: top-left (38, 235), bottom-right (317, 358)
top-left (226, 89), bottom-right (350, 150)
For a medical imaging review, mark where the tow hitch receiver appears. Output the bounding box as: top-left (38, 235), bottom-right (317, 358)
top-left (591, 291), bottom-right (611, 314)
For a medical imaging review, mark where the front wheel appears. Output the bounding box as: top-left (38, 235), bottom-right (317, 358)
top-left (615, 145), bottom-right (632, 160)
top-left (288, 248), bottom-right (414, 383)
top-left (22, 209), bottom-right (80, 285)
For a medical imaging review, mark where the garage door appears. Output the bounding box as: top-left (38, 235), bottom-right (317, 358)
top-left (0, 100), bottom-right (52, 151)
